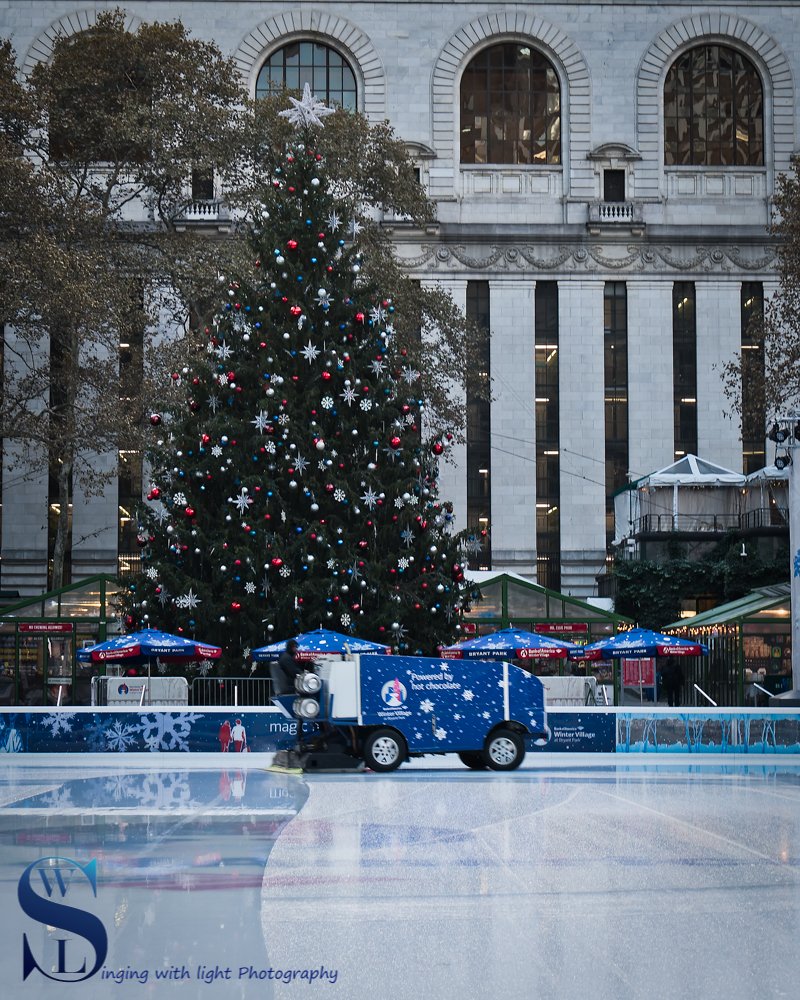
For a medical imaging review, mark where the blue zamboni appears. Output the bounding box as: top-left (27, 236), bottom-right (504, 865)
top-left (283, 653), bottom-right (547, 772)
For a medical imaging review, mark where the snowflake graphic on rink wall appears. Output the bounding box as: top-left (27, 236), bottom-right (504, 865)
top-left (104, 719), bottom-right (140, 752)
top-left (139, 713), bottom-right (203, 752)
top-left (40, 712), bottom-right (77, 737)
top-left (126, 89), bottom-right (469, 663)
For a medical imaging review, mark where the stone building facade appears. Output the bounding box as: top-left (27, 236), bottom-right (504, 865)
top-left (1, 1), bottom-right (797, 598)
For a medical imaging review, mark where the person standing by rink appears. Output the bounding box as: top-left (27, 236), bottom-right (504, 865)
top-left (660, 656), bottom-right (684, 707)
top-left (231, 718), bottom-right (247, 752)
top-left (218, 718), bottom-right (231, 752)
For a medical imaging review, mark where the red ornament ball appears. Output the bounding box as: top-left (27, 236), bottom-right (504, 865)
top-left (290, 305), bottom-right (302, 317)
top-left (230, 601), bottom-right (242, 614)
top-left (432, 441), bottom-right (444, 455)
top-left (286, 239), bottom-right (298, 251)
top-left (150, 413), bottom-right (162, 425)
top-left (390, 436), bottom-right (402, 449)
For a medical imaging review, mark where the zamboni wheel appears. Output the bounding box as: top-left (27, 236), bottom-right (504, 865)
top-left (484, 728), bottom-right (525, 771)
top-left (363, 728), bottom-right (406, 772)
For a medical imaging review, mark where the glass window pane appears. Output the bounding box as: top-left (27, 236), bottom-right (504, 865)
top-left (460, 44), bottom-right (560, 165)
top-left (257, 42), bottom-right (356, 108)
top-left (507, 584), bottom-right (548, 618)
top-left (664, 44), bottom-right (763, 166)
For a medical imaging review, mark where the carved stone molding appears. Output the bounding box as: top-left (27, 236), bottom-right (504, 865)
top-left (398, 242), bottom-right (778, 275)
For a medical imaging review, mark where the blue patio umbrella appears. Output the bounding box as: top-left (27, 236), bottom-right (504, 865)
top-left (439, 627), bottom-right (576, 661)
top-left (77, 628), bottom-right (221, 664)
top-left (251, 628), bottom-right (391, 662)
top-left (573, 628), bottom-right (708, 661)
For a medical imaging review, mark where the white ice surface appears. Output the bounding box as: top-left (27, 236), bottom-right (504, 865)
top-left (0, 755), bottom-right (798, 999)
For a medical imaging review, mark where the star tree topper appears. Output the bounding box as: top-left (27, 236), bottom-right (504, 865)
top-left (279, 83), bottom-right (336, 128)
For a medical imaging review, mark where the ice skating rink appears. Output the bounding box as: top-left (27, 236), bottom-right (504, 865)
top-left (1, 755), bottom-right (799, 1000)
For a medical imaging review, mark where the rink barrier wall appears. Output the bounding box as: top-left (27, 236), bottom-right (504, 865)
top-left (1, 706), bottom-right (800, 755)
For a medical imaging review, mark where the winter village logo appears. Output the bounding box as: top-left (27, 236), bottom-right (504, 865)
top-left (381, 678), bottom-right (408, 708)
top-left (18, 856), bottom-right (108, 982)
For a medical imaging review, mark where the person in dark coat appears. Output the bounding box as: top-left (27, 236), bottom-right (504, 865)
top-left (660, 655), bottom-right (684, 707)
top-left (271, 639), bottom-right (304, 695)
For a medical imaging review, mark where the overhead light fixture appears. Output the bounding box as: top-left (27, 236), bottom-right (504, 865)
top-left (768, 423), bottom-right (789, 443)
top-left (775, 452), bottom-right (792, 470)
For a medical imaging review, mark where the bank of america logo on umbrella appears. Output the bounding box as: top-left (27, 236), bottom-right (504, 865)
top-left (18, 856), bottom-right (108, 982)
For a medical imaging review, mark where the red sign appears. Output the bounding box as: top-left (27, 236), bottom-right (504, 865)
top-left (19, 623), bottom-right (74, 634)
top-left (535, 623), bottom-right (588, 634)
top-left (461, 623), bottom-right (477, 635)
top-left (622, 657), bottom-right (656, 686)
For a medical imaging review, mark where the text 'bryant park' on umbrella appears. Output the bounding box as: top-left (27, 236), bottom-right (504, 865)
top-left (438, 627), bottom-right (578, 661)
top-left (77, 628), bottom-right (221, 664)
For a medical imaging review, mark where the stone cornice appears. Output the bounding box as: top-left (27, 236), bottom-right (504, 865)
top-left (397, 241), bottom-right (778, 274)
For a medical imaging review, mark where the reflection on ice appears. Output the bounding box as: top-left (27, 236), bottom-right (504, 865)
top-left (0, 760), bottom-right (798, 999)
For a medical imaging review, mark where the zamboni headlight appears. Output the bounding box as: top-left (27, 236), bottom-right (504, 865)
top-left (295, 671), bottom-right (321, 695)
top-left (293, 696), bottom-right (321, 720)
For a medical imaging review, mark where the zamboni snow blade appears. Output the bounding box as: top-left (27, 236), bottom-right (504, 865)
top-left (313, 653), bottom-right (547, 772)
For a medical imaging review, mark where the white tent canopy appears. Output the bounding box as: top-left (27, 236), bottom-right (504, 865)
top-left (639, 454), bottom-right (745, 487)
top-left (743, 465), bottom-right (788, 521)
top-left (614, 455), bottom-right (746, 544)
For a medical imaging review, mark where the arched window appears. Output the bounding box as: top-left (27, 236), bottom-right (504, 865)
top-left (256, 41), bottom-right (357, 110)
top-left (460, 43), bottom-right (561, 165)
top-left (664, 44), bottom-right (763, 166)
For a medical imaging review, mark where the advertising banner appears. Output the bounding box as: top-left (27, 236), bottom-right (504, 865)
top-left (527, 711), bottom-right (616, 753)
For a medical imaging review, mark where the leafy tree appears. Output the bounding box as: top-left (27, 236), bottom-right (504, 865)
top-left (126, 90), bottom-right (470, 666)
top-left (721, 159), bottom-right (800, 427)
top-left (612, 536), bottom-right (788, 628)
top-left (0, 11), bottom-right (244, 587)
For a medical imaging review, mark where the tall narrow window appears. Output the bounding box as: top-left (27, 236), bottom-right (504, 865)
top-left (664, 44), bottom-right (763, 166)
top-left (741, 282), bottom-right (765, 473)
top-left (118, 300), bottom-right (145, 578)
top-left (0, 327), bottom-right (4, 558)
top-left (47, 332), bottom-right (73, 587)
top-left (603, 170), bottom-right (625, 202)
top-left (191, 169), bottom-right (214, 202)
top-left (466, 281), bottom-right (491, 570)
top-left (460, 43), bottom-right (561, 165)
top-left (256, 42), bottom-right (357, 110)
top-left (673, 282), bottom-right (698, 458)
top-left (535, 283), bottom-right (560, 591)
top-left (604, 283), bottom-right (629, 543)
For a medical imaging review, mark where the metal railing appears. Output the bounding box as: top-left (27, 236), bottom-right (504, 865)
top-left (191, 676), bottom-right (274, 707)
top-left (633, 507), bottom-right (788, 536)
top-left (693, 683), bottom-right (717, 707)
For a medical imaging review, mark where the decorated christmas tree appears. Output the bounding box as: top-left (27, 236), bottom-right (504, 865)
top-left (128, 87), bottom-right (469, 665)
